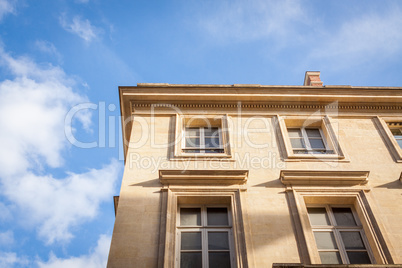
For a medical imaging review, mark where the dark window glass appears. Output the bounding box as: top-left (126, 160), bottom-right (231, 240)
top-left (208, 232), bottom-right (229, 250)
top-left (332, 207), bottom-right (356, 226)
top-left (181, 252), bottom-right (202, 268)
top-left (347, 251), bottom-right (371, 264)
top-left (207, 208), bottom-right (228, 226)
top-left (181, 232), bottom-right (202, 250)
top-left (208, 252), bottom-right (231, 268)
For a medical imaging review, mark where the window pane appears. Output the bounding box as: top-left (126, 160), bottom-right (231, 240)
top-left (393, 133), bottom-right (402, 139)
top-left (181, 232), bottom-right (202, 250)
top-left (204, 127), bottom-right (219, 137)
top-left (332, 207), bottom-right (356, 226)
top-left (397, 139), bottom-right (402, 148)
top-left (205, 137), bottom-right (220, 148)
top-left (307, 207), bottom-right (330, 225)
top-left (319, 252), bottom-right (342, 264)
top-left (207, 208), bottom-right (229, 226)
top-left (208, 252), bottom-right (231, 268)
top-left (347, 251), bottom-right (371, 264)
top-left (185, 128), bottom-right (200, 137)
top-left (290, 138), bottom-right (305, 149)
top-left (306, 128), bottom-right (321, 137)
top-left (288, 129), bottom-right (302, 138)
top-left (185, 137), bottom-right (200, 148)
top-left (181, 252), bottom-right (202, 268)
top-left (208, 232), bottom-right (229, 250)
top-left (314, 232), bottom-right (338, 249)
top-left (340, 231), bottom-right (365, 250)
top-left (309, 138), bottom-right (325, 149)
top-left (180, 208), bottom-right (201, 226)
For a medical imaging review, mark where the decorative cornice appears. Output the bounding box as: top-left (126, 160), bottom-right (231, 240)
top-left (159, 170), bottom-right (248, 185)
top-left (280, 170), bottom-right (370, 186)
top-left (132, 102), bottom-right (402, 112)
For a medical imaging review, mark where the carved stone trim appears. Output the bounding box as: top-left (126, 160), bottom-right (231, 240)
top-left (272, 264), bottom-right (402, 268)
top-left (373, 116), bottom-right (402, 163)
top-left (280, 170), bottom-right (369, 186)
top-left (132, 102), bottom-right (402, 112)
top-left (159, 170), bottom-right (248, 185)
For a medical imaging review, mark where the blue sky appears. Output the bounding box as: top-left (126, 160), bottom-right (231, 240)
top-left (0, 0), bottom-right (401, 267)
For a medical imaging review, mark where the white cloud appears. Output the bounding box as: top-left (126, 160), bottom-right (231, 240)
top-left (0, 48), bottom-right (121, 244)
top-left (0, 251), bottom-right (29, 267)
top-left (310, 7), bottom-right (402, 68)
top-left (37, 234), bottom-right (110, 268)
top-left (0, 48), bottom-right (88, 177)
top-left (198, 0), bottom-right (307, 42)
top-left (60, 15), bottom-right (100, 43)
top-left (3, 160), bottom-right (120, 244)
top-left (0, 0), bottom-right (15, 21)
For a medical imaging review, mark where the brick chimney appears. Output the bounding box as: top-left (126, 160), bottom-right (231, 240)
top-left (303, 71), bottom-right (323, 86)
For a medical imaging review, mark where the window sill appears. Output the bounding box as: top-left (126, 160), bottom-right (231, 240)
top-left (174, 152), bottom-right (233, 160)
top-left (285, 154), bottom-right (347, 162)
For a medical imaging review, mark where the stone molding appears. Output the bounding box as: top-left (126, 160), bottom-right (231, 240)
top-left (131, 102), bottom-right (402, 111)
top-left (273, 264), bottom-right (402, 268)
top-left (159, 169), bottom-right (249, 185)
top-left (373, 116), bottom-right (402, 163)
top-left (280, 170), bottom-right (370, 186)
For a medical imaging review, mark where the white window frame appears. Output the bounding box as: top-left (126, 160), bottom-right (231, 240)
top-left (287, 127), bottom-right (332, 155)
top-left (174, 114), bottom-right (232, 159)
top-left (307, 204), bottom-right (374, 264)
top-left (274, 115), bottom-right (346, 161)
top-left (176, 205), bottom-right (235, 268)
top-left (159, 190), bottom-right (248, 268)
top-left (182, 127), bottom-right (224, 154)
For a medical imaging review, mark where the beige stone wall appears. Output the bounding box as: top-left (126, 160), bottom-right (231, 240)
top-left (108, 110), bottom-right (402, 267)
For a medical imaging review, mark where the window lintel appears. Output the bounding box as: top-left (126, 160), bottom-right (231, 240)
top-left (280, 170), bottom-right (369, 186)
top-left (159, 169), bottom-right (248, 185)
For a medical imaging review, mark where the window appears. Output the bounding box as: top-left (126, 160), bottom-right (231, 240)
top-left (373, 117), bottom-right (402, 162)
top-left (283, 187), bottom-right (394, 265)
top-left (184, 127), bottom-right (224, 153)
top-left (159, 190), bottom-right (248, 267)
top-left (174, 115), bottom-right (232, 158)
top-left (388, 122), bottom-right (402, 148)
top-left (307, 205), bottom-right (372, 264)
top-left (288, 128), bottom-right (333, 155)
top-left (274, 116), bottom-right (345, 161)
top-left (177, 206), bottom-right (234, 268)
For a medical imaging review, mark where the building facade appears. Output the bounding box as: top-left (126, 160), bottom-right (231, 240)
top-left (107, 72), bottom-right (402, 267)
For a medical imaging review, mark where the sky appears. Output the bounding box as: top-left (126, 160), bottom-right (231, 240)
top-left (0, 0), bottom-right (402, 267)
